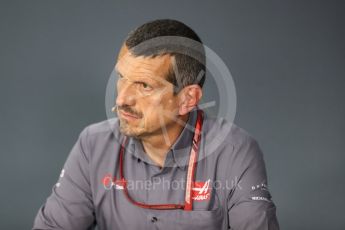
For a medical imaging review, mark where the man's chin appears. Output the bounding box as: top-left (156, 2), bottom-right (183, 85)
top-left (119, 123), bottom-right (142, 138)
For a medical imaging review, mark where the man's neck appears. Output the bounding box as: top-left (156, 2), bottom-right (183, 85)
top-left (140, 114), bottom-right (189, 168)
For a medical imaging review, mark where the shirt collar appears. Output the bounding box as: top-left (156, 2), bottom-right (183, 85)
top-left (127, 108), bottom-right (199, 170)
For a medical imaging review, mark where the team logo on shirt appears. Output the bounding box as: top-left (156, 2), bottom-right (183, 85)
top-left (55, 168), bottom-right (65, 188)
top-left (192, 179), bottom-right (211, 201)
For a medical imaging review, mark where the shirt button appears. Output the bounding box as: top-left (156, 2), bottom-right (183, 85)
top-left (151, 216), bottom-right (158, 223)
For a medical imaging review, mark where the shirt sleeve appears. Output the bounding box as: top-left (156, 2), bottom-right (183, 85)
top-left (227, 137), bottom-right (280, 230)
top-left (32, 127), bottom-right (96, 230)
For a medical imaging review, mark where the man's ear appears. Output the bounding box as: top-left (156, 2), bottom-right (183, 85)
top-left (178, 85), bottom-right (203, 115)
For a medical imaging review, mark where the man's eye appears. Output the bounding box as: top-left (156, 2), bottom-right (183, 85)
top-left (137, 82), bottom-right (152, 90)
top-left (142, 83), bottom-right (150, 88)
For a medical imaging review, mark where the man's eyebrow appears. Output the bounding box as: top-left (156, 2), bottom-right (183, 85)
top-left (114, 67), bottom-right (170, 86)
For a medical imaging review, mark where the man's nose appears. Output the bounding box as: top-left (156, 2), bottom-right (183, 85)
top-left (116, 82), bottom-right (136, 107)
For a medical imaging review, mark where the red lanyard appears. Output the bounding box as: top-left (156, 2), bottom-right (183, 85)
top-left (118, 110), bottom-right (204, 211)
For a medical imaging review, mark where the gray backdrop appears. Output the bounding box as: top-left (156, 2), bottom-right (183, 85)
top-left (1, 0), bottom-right (344, 229)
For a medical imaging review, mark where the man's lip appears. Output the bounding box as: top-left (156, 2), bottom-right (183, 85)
top-left (120, 110), bottom-right (140, 120)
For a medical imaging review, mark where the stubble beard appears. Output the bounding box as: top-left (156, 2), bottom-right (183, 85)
top-left (119, 118), bottom-right (146, 138)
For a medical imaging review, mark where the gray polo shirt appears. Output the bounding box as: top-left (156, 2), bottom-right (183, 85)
top-left (33, 109), bottom-right (279, 230)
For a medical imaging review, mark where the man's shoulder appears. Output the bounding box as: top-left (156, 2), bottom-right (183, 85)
top-left (203, 115), bottom-right (258, 153)
top-left (203, 116), bottom-right (263, 172)
top-left (79, 118), bottom-right (121, 140)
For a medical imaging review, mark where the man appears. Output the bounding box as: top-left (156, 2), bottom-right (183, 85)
top-left (33, 19), bottom-right (279, 229)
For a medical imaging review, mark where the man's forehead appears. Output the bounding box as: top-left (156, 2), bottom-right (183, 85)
top-left (115, 44), bottom-right (173, 81)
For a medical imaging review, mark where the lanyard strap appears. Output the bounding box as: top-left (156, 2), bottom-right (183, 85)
top-left (184, 109), bottom-right (203, 210)
top-left (119, 109), bottom-right (204, 211)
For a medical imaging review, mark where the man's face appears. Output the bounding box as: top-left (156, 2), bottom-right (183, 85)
top-left (115, 45), bottom-right (181, 138)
